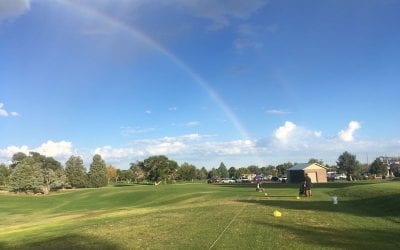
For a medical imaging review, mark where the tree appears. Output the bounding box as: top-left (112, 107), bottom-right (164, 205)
top-left (237, 167), bottom-right (249, 177)
top-left (247, 165), bottom-right (260, 174)
top-left (260, 165), bottom-right (276, 176)
top-left (88, 154), bottom-right (108, 187)
top-left (0, 164), bottom-right (10, 186)
top-left (228, 167), bottom-right (237, 178)
top-left (130, 161), bottom-right (145, 183)
top-left (10, 152), bottom-right (27, 169)
top-left (208, 168), bottom-right (218, 179)
top-left (369, 158), bottom-right (387, 176)
top-left (308, 158), bottom-right (324, 165)
top-left (9, 157), bottom-right (43, 193)
top-left (107, 165), bottom-right (118, 183)
top-left (276, 162), bottom-right (293, 176)
top-left (337, 151), bottom-right (360, 180)
top-left (217, 162), bottom-right (228, 178)
top-left (117, 169), bottom-right (134, 182)
top-left (196, 167), bottom-right (208, 180)
top-left (142, 155), bottom-right (178, 182)
top-left (178, 163), bottom-right (196, 181)
top-left (65, 156), bottom-right (87, 188)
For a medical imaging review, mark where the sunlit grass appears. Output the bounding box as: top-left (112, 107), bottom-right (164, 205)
top-left (0, 181), bottom-right (399, 249)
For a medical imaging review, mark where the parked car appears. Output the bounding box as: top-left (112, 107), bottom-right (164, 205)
top-left (236, 176), bottom-right (251, 183)
top-left (271, 176), bottom-right (279, 182)
top-left (220, 178), bottom-right (235, 184)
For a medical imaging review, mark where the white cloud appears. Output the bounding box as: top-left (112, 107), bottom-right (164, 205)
top-left (0, 103), bottom-right (19, 117)
top-left (0, 0), bottom-right (30, 22)
top-left (267, 109), bottom-right (290, 115)
top-left (185, 121), bottom-right (200, 127)
top-left (145, 110), bottom-right (151, 114)
top-left (168, 107), bottom-right (178, 111)
top-left (0, 140), bottom-right (73, 163)
top-left (35, 140), bottom-right (73, 158)
top-left (338, 121), bottom-right (361, 142)
top-left (274, 121), bottom-right (296, 144)
top-left (120, 126), bottom-right (155, 136)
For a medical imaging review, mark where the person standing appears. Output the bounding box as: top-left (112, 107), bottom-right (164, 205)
top-left (305, 173), bottom-right (312, 197)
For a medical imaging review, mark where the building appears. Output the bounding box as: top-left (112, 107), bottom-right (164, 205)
top-left (287, 163), bottom-right (327, 183)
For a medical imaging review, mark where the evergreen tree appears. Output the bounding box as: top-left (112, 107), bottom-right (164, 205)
top-left (217, 162), bottom-right (228, 178)
top-left (9, 157), bottom-right (43, 193)
top-left (88, 154), bottom-right (108, 187)
top-left (65, 156), bottom-right (87, 188)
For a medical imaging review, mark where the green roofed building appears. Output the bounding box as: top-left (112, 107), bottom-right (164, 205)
top-left (287, 163), bottom-right (327, 184)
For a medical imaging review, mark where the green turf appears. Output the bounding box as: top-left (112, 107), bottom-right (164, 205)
top-left (0, 181), bottom-right (399, 249)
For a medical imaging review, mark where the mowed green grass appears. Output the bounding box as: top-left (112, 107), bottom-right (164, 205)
top-left (1, 181), bottom-right (400, 249)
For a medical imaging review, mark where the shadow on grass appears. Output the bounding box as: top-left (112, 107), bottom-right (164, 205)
top-left (255, 220), bottom-right (400, 249)
top-left (238, 193), bottom-right (400, 219)
top-left (4, 234), bottom-right (120, 250)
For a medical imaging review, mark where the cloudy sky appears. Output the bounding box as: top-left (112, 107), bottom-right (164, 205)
top-left (1, 0), bottom-right (399, 169)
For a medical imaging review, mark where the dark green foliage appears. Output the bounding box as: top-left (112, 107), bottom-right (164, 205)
top-left (337, 151), bottom-right (361, 180)
top-left (369, 158), bottom-right (387, 176)
top-left (66, 156), bottom-right (87, 188)
top-left (0, 163), bottom-right (10, 186)
top-left (9, 157), bottom-right (44, 193)
top-left (276, 162), bottom-right (293, 176)
top-left (196, 167), bottom-right (208, 180)
top-left (217, 162), bottom-right (229, 178)
top-left (178, 162), bottom-right (196, 181)
top-left (142, 155), bottom-right (178, 182)
top-left (247, 165), bottom-right (260, 174)
top-left (10, 152), bottom-right (27, 169)
top-left (228, 167), bottom-right (236, 178)
top-left (117, 169), bottom-right (134, 182)
top-left (88, 154), bottom-right (108, 187)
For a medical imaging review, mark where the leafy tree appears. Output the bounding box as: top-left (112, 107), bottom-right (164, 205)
top-left (308, 158), bottom-right (324, 165)
top-left (142, 155), bottom-right (178, 182)
top-left (10, 152), bottom-right (27, 169)
top-left (208, 168), bottom-right (218, 179)
top-left (9, 157), bottom-right (43, 193)
top-left (247, 165), bottom-right (260, 174)
top-left (217, 162), bottom-right (229, 178)
top-left (0, 163), bottom-right (10, 186)
top-left (130, 161), bottom-right (145, 183)
top-left (260, 166), bottom-right (276, 176)
top-left (337, 151), bottom-right (361, 180)
top-left (237, 167), bottom-right (249, 177)
top-left (88, 154), bottom-right (108, 187)
top-left (178, 163), bottom-right (196, 181)
top-left (107, 165), bottom-right (118, 183)
top-left (276, 162), bottom-right (293, 176)
top-left (228, 167), bottom-right (237, 178)
top-left (65, 156), bottom-right (87, 188)
top-left (9, 152), bottom-right (64, 194)
top-left (196, 167), bottom-right (208, 180)
top-left (369, 158), bottom-right (387, 176)
top-left (117, 169), bottom-right (134, 182)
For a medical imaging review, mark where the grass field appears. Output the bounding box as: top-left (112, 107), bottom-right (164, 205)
top-left (1, 180), bottom-right (399, 249)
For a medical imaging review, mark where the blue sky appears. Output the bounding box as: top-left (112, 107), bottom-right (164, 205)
top-left (1, 0), bottom-right (399, 169)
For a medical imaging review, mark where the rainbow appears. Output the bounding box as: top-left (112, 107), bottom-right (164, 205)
top-left (56, 0), bottom-right (252, 140)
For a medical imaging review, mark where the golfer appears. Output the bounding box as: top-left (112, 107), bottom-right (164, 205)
top-left (305, 174), bottom-right (312, 198)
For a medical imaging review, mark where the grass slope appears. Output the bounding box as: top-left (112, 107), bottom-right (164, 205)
top-left (0, 181), bottom-right (399, 249)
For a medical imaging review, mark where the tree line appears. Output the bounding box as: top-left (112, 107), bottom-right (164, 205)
top-left (0, 151), bottom-right (397, 194)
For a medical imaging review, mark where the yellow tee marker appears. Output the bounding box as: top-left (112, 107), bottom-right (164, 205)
top-left (273, 210), bottom-right (282, 217)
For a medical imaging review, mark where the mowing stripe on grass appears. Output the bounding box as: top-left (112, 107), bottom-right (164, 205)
top-left (208, 204), bottom-right (246, 249)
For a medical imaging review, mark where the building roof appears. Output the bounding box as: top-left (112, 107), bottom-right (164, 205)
top-left (288, 163), bottom-right (326, 171)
